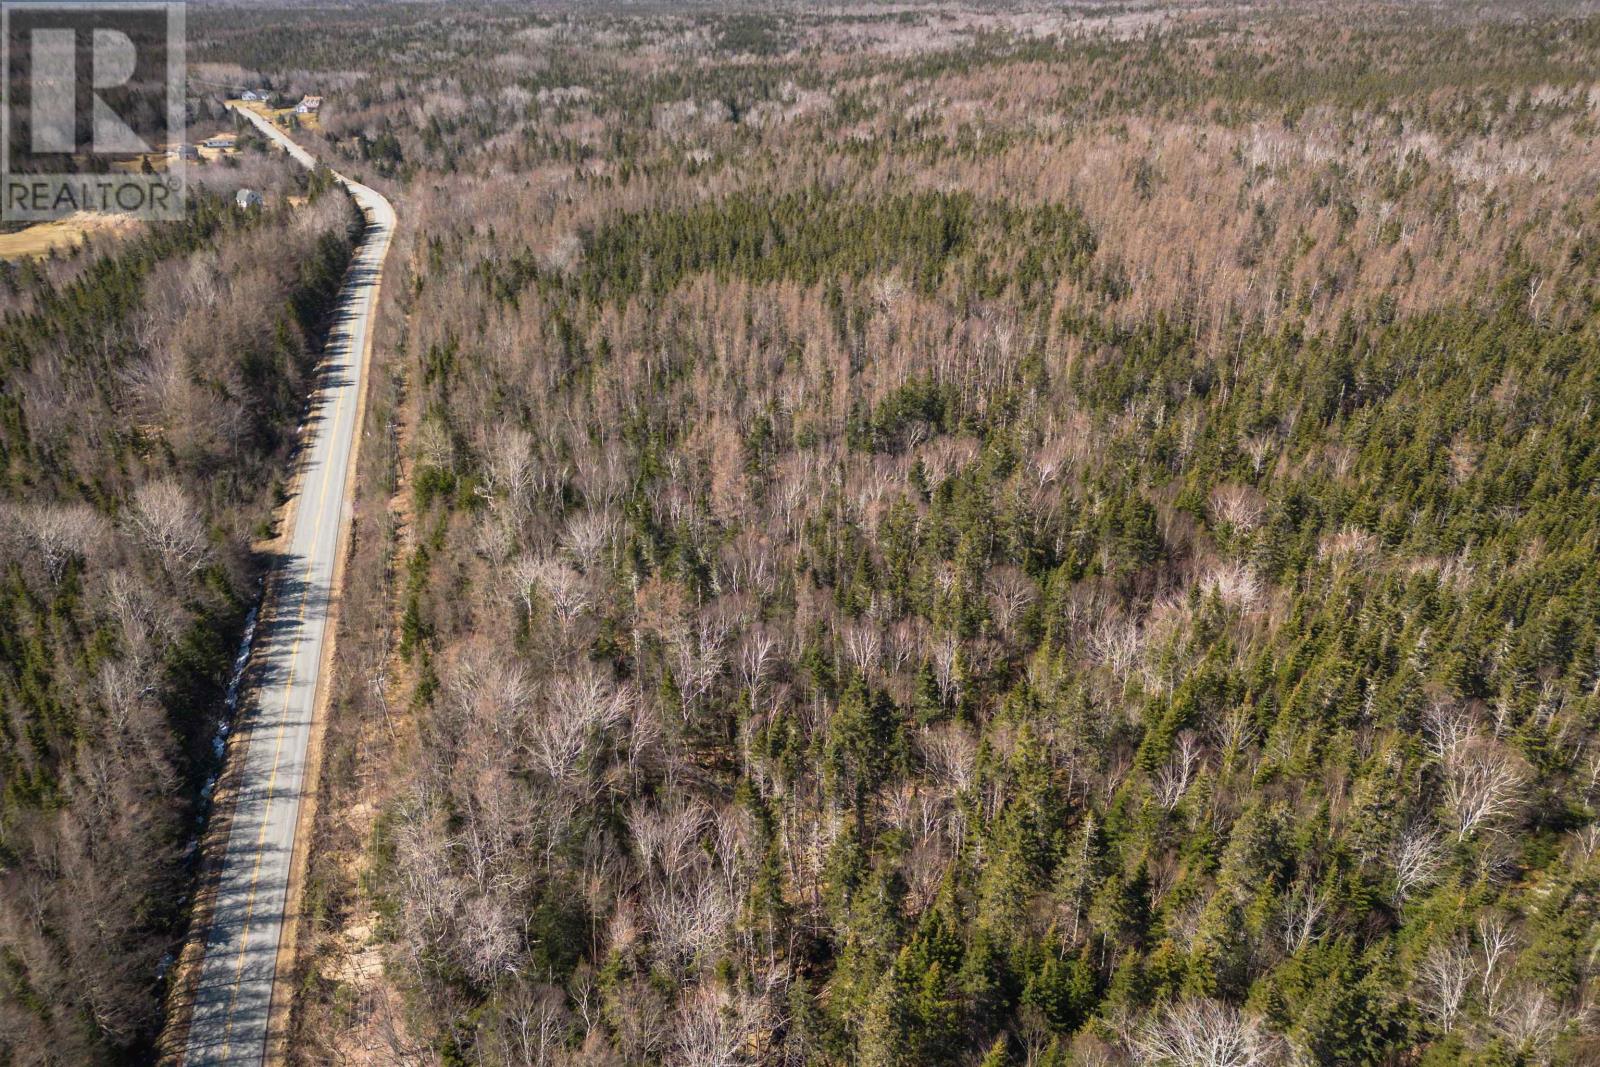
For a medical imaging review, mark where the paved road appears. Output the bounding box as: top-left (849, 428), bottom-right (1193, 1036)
top-left (185, 107), bottom-right (394, 1067)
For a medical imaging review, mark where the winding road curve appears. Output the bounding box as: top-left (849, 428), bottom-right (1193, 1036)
top-left (183, 106), bottom-right (394, 1066)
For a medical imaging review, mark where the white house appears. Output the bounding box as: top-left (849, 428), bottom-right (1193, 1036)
top-left (236, 188), bottom-right (263, 210)
top-left (294, 95), bottom-right (323, 114)
top-left (240, 89), bottom-right (267, 102)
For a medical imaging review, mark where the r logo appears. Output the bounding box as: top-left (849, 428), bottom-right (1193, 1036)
top-left (30, 27), bottom-right (150, 153)
top-left (2, 1), bottom-right (186, 220)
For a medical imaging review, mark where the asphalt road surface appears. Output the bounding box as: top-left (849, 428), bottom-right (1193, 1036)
top-left (184, 107), bottom-right (394, 1067)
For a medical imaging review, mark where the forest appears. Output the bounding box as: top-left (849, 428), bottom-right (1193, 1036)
top-left (0, 154), bottom-right (362, 1061)
top-left (187, 3), bottom-right (1598, 1065)
top-left (188, 2), bottom-right (1600, 1065)
top-left (6, 0), bottom-right (1600, 1064)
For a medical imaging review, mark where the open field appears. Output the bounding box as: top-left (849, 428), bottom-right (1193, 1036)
top-left (0, 212), bottom-right (141, 259)
top-left (228, 98), bottom-right (323, 134)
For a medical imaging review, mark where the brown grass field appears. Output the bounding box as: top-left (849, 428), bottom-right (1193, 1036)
top-left (0, 212), bottom-right (141, 259)
top-left (229, 98), bottom-right (322, 133)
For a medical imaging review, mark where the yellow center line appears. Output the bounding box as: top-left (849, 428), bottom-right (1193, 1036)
top-left (214, 320), bottom-right (352, 1060)
top-left (204, 112), bottom-right (390, 1065)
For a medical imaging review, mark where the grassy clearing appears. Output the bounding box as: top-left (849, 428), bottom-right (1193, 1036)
top-left (0, 212), bottom-right (141, 260)
top-left (229, 98), bottom-right (322, 133)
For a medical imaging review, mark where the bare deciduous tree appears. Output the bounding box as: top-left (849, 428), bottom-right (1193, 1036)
top-left (495, 982), bottom-right (570, 1067)
top-left (931, 633), bottom-right (962, 708)
top-left (647, 872), bottom-right (735, 969)
top-left (563, 508), bottom-right (617, 573)
top-left (527, 666), bottom-right (629, 792)
top-left (1391, 825), bottom-right (1445, 906)
top-left (1130, 998), bottom-right (1285, 1066)
top-left (1442, 736), bottom-right (1529, 840)
top-left (843, 622), bottom-right (882, 676)
top-left (1278, 881), bottom-right (1327, 955)
top-left (986, 566), bottom-right (1036, 638)
top-left (484, 424), bottom-right (537, 518)
top-left (670, 983), bottom-right (768, 1067)
top-left (1424, 703), bottom-right (1529, 839)
top-left (1243, 435), bottom-right (1275, 476)
top-left (458, 891), bottom-right (518, 985)
top-left (738, 626), bottom-right (778, 712)
top-left (511, 553), bottom-right (591, 628)
top-left (1089, 617), bottom-right (1142, 678)
top-left (1155, 729), bottom-right (1205, 810)
top-left (4, 502), bottom-right (105, 584)
top-left (1200, 561), bottom-right (1262, 612)
top-left (1490, 984), bottom-right (1570, 1066)
top-left (1415, 938), bottom-right (1475, 1034)
top-left (129, 479), bottom-right (211, 577)
top-left (1208, 484), bottom-right (1266, 532)
top-left (1476, 913), bottom-right (1517, 1009)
